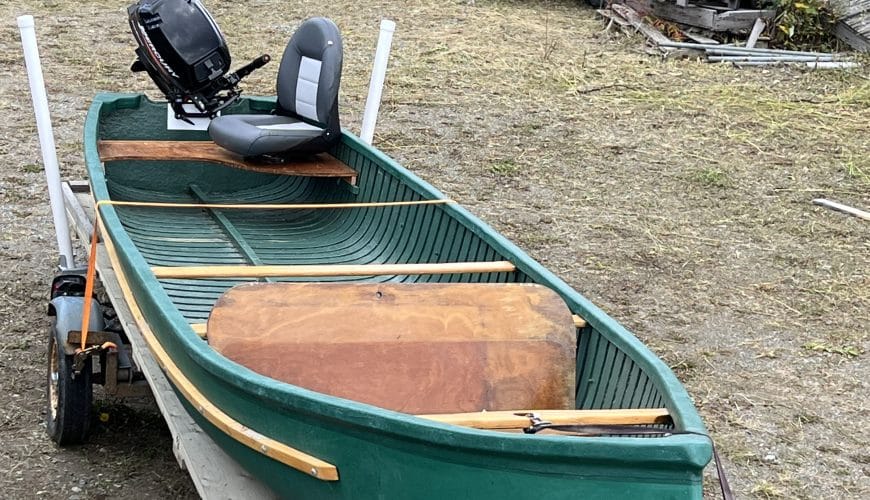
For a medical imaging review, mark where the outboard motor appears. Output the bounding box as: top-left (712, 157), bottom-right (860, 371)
top-left (127, 0), bottom-right (269, 121)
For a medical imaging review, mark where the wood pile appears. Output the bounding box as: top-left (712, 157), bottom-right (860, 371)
top-left (829, 0), bottom-right (870, 51)
top-left (598, 1), bottom-right (860, 68)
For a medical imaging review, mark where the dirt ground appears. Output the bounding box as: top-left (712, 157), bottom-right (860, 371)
top-left (1, 0), bottom-right (867, 498)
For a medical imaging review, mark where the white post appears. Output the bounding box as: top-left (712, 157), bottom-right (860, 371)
top-left (18, 15), bottom-right (74, 269)
top-left (360, 19), bottom-right (396, 145)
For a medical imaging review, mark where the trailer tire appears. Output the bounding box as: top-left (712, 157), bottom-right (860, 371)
top-left (46, 321), bottom-right (92, 445)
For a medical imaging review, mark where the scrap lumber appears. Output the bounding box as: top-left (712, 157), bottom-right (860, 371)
top-left (684, 31), bottom-right (720, 44)
top-left (649, 2), bottom-right (776, 33)
top-left (829, 0), bottom-right (870, 51)
top-left (597, 9), bottom-right (631, 27)
top-left (611, 4), bottom-right (672, 45)
top-left (745, 18), bottom-right (766, 48)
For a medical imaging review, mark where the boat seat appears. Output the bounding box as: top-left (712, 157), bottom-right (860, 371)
top-left (209, 17), bottom-right (342, 158)
top-left (207, 283), bottom-right (577, 414)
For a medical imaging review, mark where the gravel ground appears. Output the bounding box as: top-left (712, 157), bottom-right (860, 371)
top-left (1, 1), bottom-right (867, 498)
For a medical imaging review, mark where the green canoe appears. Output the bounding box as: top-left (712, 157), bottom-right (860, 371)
top-left (84, 92), bottom-right (712, 498)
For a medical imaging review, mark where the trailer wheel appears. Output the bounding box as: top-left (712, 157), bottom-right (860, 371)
top-left (46, 321), bottom-right (92, 445)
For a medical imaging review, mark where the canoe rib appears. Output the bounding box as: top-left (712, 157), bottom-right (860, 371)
top-left (98, 140), bottom-right (358, 185)
top-left (151, 261), bottom-right (517, 279)
top-left (97, 219), bottom-right (339, 481)
top-left (419, 408), bottom-right (671, 430)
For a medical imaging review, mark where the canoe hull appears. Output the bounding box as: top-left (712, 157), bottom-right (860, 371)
top-left (85, 93), bottom-right (711, 498)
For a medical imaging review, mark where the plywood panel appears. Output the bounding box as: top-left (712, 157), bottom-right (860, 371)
top-left (208, 283), bottom-right (577, 414)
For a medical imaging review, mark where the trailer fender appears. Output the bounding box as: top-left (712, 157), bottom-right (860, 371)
top-left (48, 296), bottom-right (105, 356)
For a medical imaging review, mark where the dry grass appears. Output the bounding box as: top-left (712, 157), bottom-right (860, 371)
top-left (0, 0), bottom-right (867, 498)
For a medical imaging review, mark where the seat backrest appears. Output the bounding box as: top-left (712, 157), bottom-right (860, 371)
top-left (207, 282), bottom-right (578, 414)
top-left (276, 17), bottom-right (342, 133)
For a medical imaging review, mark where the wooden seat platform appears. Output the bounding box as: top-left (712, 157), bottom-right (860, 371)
top-left (98, 140), bottom-right (357, 185)
top-left (207, 282), bottom-right (577, 414)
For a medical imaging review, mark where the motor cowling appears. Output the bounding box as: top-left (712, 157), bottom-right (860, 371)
top-left (127, 0), bottom-right (269, 120)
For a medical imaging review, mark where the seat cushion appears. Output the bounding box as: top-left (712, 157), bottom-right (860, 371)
top-left (208, 114), bottom-right (324, 157)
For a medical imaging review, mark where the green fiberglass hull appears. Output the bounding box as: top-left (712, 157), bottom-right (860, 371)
top-left (84, 93), bottom-right (711, 499)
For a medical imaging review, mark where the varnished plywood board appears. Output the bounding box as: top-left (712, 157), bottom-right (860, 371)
top-left (208, 282), bottom-right (577, 414)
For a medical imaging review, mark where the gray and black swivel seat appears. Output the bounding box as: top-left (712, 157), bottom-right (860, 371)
top-left (209, 17), bottom-right (343, 158)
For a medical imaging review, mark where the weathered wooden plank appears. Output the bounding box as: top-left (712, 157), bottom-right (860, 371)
top-left (208, 282), bottom-right (577, 414)
top-left (684, 31), bottom-right (720, 44)
top-left (597, 9), bottom-right (631, 27)
top-left (151, 261), bottom-right (517, 279)
top-left (650, 3), bottom-right (716, 30)
top-left (830, 0), bottom-right (870, 19)
top-left (98, 140), bottom-right (358, 184)
top-left (745, 18), bottom-right (766, 48)
top-left (419, 408), bottom-right (672, 429)
top-left (612, 4), bottom-right (672, 45)
top-left (834, 20), bottom-right (870, 51)
top-left (712, 9), bottom-right (777, 32)
top-left (62, 182), bottom-right (94, 245)
top-left (650, 3), bottom-right (775, 32)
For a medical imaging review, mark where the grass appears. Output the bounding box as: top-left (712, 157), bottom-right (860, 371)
top-left (802, 341), bottom-right (863, 358)
top-left (689, 167), bottom-right (730, 188)
top-left (488, 159), bottom-right (522, 175)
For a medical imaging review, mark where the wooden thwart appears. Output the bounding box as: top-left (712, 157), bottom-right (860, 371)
top-left (152, 261), bottom-right (516, 279)
top-left (419, 408), bottom-right (672, 430)
top-left (98, 140), bottom-right (358, 185)
top-left (190, 323), bottom-right (208, 337)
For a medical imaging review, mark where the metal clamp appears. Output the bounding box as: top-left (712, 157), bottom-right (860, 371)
top-left (72, 341), bottom-right (117, 374)
top-left (513, 412), bottom-right (553, 434)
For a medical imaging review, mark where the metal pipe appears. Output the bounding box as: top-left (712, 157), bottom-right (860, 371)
top-left (705, 48), bottom-right (834, 59)
top-left (733, 61), bottom-right (860, 69)
top-left (660, 41), bottom-right (831, 57)
top-left (360, 19), bottom-right (396, 145)
top-left (18, 15), bottom-right (74, 269)
top-left (709, 56), bottom-right (835, 63)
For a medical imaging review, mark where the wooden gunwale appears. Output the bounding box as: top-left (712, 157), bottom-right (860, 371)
top-left (419, 408), bottom-right (671, 430)
top-left (97, 218), bottom-right (339, 481)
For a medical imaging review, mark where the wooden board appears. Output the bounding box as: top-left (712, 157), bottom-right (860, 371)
top-left (151, 261), bottom-right (516, 279)
top-left (64, 183), bottom-right (279, 500)
top-left (649, 3), bottom-right (775, 32)
top-left (98, 140), bottom-right (357, 185)
top-left (208, 282), bottom-right (577, 414)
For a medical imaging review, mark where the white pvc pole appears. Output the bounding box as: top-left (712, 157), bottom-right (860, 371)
top-left (359, 19), bottom-right (396, 145)
top-left (18, 15), bottom-right (74, 269)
